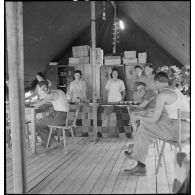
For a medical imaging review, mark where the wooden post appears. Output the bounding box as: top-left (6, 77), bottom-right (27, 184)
top-left (91, 1), bottom-right (98, 143)
top-left (5, 2), bottom-right (27, 193)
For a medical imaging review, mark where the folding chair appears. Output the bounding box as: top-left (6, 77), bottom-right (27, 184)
top-left (46, 104), bottom-right (80, 155)
top-left (156, 109), bottom-right (190, 174)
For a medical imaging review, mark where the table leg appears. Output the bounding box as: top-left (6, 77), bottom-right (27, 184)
top-left (127, 105), bottom-right (131, 120)
top-left (31, 109), bottom-right (36, 154)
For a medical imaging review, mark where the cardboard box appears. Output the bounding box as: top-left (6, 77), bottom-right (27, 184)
top-left (79, 56), bottom-right (89, 64)
top-left (104, 59), bottom-right (121, 65)
top-left (72, 45), bottom-right (90, 56)
top-left (124, 51), bottom-right (136, 58)
top-left (90, 48), bottom-right (103, 64)
top-left (138, 52), bottom-right (147, 63)
top-left (122, 58), bottom-right (138, 64)
top-left (68, 63), bottom-right (78, 67)
top-left (104, 56), bottom-right (121, 59)
top-left (69, 57), bottom-right (79, 64)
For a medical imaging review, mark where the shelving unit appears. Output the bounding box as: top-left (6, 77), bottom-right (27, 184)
top-left (57, 65), bottom-right (74, 93)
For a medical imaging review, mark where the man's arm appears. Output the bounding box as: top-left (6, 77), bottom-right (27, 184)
top-left (121, 90), bottom-right (126, 101)
top-left (135, 99), bottom-right (149, 108)
top-left (34, 99), bottom-right (50, 107)
top-left (131, 93), bottom-right (167, 123)
top-left (33, 90), bottom-right (59, 107)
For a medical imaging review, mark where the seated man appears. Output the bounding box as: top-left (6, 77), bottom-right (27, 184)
top-left (132, 81), bottom-right (157, 109)
top-left (131, 65), bottom-right (146, 102)
top-left (32, 80), bottom-right (69, 150)
top-left (125, 82), bottom-right (157, 150)
top-left (124, 72), bottom-right (189, 175)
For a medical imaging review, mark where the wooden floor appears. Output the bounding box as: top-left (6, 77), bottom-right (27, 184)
top-left (6, 136), bottom-right (176, 194)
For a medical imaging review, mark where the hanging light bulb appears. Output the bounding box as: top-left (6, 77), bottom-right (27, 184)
top-left (119, 20), bottom-right (125, 30)
top-left (102, 1), bottom-right (106, 20)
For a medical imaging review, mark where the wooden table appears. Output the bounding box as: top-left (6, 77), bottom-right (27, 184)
top-left (98, 103), bottom-right (132, 118)
top-left (25, 104), bottom-right (52, 154)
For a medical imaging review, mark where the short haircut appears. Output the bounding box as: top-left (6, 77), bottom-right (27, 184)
top-left (134, 65), bottom-right (143, 70)
top-left (74, 70), bottom-right (82, 76)
top-left (135, 81), bottom-right (147, 88)
top-left (145, 63), bottom-right (154, 69)
top-left (154, 71), bottom-right (169, 83)
top-left (110, 68), bottom-right (119, 78)
top-left (38, 80), bottom-right (49, 88)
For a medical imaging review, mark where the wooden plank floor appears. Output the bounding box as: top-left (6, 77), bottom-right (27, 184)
top-left (6, 137), bottom-right (175, 194)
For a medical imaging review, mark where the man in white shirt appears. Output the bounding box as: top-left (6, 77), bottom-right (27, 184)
top-left (32, 80), bottom-right (69, 150)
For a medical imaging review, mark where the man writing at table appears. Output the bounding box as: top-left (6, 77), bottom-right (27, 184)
top-left (124, 72), bottom-right (189, 175)
top-left (32, 80), bottom-right (69, 150)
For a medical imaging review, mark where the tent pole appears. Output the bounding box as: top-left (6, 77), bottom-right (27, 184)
top-left (5, 2), bottom-right (27, 193)
top-left (91, 1), bottom-right (98, 143)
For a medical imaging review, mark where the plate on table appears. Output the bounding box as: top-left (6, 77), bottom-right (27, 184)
top-left (119, 101), bottom-right (130, 105)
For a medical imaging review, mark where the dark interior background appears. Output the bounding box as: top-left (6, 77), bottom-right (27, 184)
top-left (5, 1), bottom-right (190, 85)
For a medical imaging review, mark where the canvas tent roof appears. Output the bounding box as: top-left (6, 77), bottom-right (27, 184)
top-left (5, 1), bottom-right (190, 83)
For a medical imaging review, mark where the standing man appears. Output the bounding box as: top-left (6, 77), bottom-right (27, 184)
top-left (144, 64), bottom-right (156, 92)
top-left (124, 72), bottom-right (189, 175)
top-left (32, 80), bottom-right (69, 150)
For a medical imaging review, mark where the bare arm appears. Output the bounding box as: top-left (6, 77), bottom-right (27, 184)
top-left (33, 90), bottom-right (59, 107)
top-left (135, 99), bottom-right (149, 108)
top-left (121, 90), bottom-right (126, 101)
top-left (131, 93), bottom-right (166, 123)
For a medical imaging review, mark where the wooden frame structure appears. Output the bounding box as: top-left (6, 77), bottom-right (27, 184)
top-left (6, 2), bottom-right (27, 193)
top-left (5, 1), bottom-right (99, 192)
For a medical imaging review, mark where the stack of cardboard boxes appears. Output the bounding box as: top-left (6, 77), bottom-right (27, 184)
top-left (69, 45), bottom-right (90, 64)
top-left (104, 56), bottom-right (121, 65)
top-left (122, 51), bottom-right (147, 64)
top-left (122, 51), bottom-right (137, 64)
top-left (68, 46), bottom-right (104, 99)
top-left (69, 45), bottom-right (104, 65)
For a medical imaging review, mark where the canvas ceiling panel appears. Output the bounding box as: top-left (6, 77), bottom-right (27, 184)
top-left (117, 1), bottom-right (190, 65)
top-left (22, 1), bottom-right (103, 81)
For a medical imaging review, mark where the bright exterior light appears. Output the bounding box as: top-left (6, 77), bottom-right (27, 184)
top-left (119, 20), bottom-right (125, 30)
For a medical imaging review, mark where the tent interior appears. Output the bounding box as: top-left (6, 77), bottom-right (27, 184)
top-left (5, 1), bottom-right (190, 88)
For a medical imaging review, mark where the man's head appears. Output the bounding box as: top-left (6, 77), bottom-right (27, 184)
top-left (38, 80), bottom-right (51, 94)
top-left (135, 82), bottom-right (147, 96)
top-left (74, 70), bottom-right (82, 80)
top-left (154, 71), bottom-right (169, 91)
top-left (134, 65), bottom-right (143, 77)
top-left (144, 64), bottom-right (154, 76)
